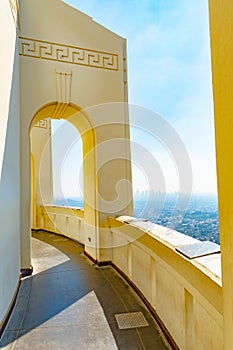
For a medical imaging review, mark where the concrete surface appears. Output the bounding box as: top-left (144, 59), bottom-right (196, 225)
top-left (0, 231), bottom-right (169, 349)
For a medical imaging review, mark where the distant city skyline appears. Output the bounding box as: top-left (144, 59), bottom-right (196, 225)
top-left (52, 0), bottom-right (217, 199)
top-left (54, 190), bottom-right (218, 200)
top-left (55, 193), bottom-right (219, 244)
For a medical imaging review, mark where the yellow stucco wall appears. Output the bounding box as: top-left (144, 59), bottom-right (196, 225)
top-left (19, 0), bottom-right (133, 264)
top-left (109, 217), bottom-right (223, 350)
top-left (208, 1), bottom-right (233, 348)
top-left (30, 119), bottom-right (53, 229)
top-left (40, 205), bottom-right (84, 244)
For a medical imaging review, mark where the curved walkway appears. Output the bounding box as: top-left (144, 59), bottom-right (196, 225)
top-left (0, 231), bottom-right (169, 350)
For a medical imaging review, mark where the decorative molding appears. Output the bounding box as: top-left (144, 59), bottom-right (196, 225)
top-left (34, 120), bottom-right (48, 129)
top-left (19, 37), bottom-right (119, 71)
top-left (8, 0), bottom-right (19, 27)
top-left (51, 102), bottom-right (69, 120)
top-left (55, 70), bottom-right (72, 104)
top-left (52, 70), bottom-right (72, 119)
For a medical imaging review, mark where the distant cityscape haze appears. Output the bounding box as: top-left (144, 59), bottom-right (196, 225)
top-left (54, 193), bottom-right (219, 244)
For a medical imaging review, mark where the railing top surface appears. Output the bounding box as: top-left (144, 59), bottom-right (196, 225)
top-left (41, 205), bottom-right (84, 219)
top-left (44, 204), bottom-right (84, 211)
top-left (110, 216), bottom-right (222, 285)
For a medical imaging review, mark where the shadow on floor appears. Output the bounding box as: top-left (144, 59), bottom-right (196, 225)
top-left (0, 231), bottom-right (169, 350)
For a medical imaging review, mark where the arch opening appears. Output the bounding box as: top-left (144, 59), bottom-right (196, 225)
top-left (29, 102), bottom-right (98, 254)
top-left (52, 119), bottom-right (84, 208)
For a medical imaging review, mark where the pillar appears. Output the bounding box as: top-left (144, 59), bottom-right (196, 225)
top-left (209, 1), bottom-right (233, 348)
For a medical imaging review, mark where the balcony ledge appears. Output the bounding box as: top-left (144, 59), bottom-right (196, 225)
top-left (116, 216), bottom-right (222, 284)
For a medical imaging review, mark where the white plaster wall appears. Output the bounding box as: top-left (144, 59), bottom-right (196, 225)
top-left (0, 0), bottom-right (20, 326)
top-left (0, 1), bottom-right (17, 178)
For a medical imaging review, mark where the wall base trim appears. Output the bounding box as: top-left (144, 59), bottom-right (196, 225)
top-left (0, 276), bottom-right (21, 339)
top-left (32, 229), bottom-right (84, 247)
top-left (84, 250), bottom-right (111, 267)
top-left (20, 266), bottom-right (33, 278)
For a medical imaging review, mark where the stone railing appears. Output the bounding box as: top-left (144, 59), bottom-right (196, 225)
top-left (37, 205), bottom-right (85, 245)
top-left (108, 216), bottom-right (222, 350)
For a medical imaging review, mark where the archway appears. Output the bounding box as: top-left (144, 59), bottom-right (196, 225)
top-left (28, 102), bottom-right (98, 265)
top-left (52, 119), bottom-right (84, 208)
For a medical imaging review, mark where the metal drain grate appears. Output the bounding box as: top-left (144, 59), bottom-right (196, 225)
top-left (115, 312), bottom-right (149, 329)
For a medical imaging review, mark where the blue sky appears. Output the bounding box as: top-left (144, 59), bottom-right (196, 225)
top-left (53, 0), bottom-right (217, 197)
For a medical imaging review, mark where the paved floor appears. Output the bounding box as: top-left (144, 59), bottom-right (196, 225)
top-left (0, 231), bottom-right (169, 349)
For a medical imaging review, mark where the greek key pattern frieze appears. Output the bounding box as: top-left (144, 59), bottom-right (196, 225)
top-left (34, 120), bottom-right (48, 129)
top-left (19, 37), bottom-right (119, 71)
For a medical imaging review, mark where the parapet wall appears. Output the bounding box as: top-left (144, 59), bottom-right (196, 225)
top-left (109, 217), bottom-right (222, 350)
top-left (38, 205), bottom-right (85, 245)
top-left (37, 205), bottom-right (223, 349)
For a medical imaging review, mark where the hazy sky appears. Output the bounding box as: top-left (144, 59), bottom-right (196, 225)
top-left (52, 0), bottom-right (217, 198)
